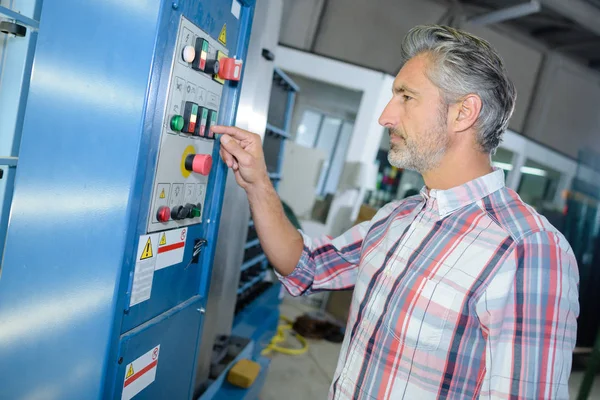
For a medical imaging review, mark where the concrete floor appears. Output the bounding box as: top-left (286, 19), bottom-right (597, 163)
top-left (261, 296), bottom-right (600, 400)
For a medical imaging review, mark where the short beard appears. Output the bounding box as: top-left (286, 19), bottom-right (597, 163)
top-left (387, 105), bottom-right (449, 174)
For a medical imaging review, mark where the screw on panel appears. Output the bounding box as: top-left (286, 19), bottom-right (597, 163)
top-left (172, 1), bottom-right (179, 9)
top-left (118, 357), bottom-right (124, 364)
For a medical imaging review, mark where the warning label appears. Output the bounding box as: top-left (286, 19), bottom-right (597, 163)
top-left (122, 345), bottom-right (160, 400)
top-left (140, 237), bottom-right (153, 260)
top-left (218, 24), bottom-right (227, 45)
top-left (155, 228), bottom-right (187, 270)
top-left (130, 234), bottom-right (159, 307)
top-left (159, 189), bottom-right (166, 199)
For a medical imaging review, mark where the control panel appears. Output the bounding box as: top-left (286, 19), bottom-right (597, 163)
top-left (147, 17), bottom-right (241, 233)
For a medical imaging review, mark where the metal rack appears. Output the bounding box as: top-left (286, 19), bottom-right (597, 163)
top-left (234, 67), bottom-right (299, 316)
top-left (0, 3), bottom-right (41, 264)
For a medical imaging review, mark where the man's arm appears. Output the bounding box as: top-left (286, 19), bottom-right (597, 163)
top-left (212, 125), bottom-right (383, 295)
top-left (476, 231), bottom-right (579, 399)
top-left (214, 126), bottom-right (303, 276)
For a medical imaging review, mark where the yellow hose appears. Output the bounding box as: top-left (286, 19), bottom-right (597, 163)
top-left (261, 316), bottom-right (309, 356)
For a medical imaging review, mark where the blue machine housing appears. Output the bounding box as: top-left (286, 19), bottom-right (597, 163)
top-left (0, 1), bottom-right (255, 399)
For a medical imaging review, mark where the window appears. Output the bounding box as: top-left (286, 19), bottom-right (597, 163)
top-left (295, 110), bottom-right (353, 197)
top-left (491, 147), bottom-right (515, 180)
top-left (517, 159), bottom-right (562, 211)
top-left (295, 110), bottom-right (321, 148)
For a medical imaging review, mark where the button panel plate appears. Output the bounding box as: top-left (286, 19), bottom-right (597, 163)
top-left (147, 16), bottom-right (227, 233)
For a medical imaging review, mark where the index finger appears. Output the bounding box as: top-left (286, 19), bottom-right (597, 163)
top-left (210, 125), bottom-right (254, 141)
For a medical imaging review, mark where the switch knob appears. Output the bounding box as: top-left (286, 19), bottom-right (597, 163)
top-left (156, 206), bottom-right (171, 222)
top-left (192, 203), bottom-right (202, 218)
top-left (185, 154), bottom-right (213, 176)
top-left (183, 203), bottom-right (196, 219)
top-left (182, 45), bottom-right (196, 63)
top-left (205, 59), bottom-right (220, 75)
top-left (192, 38), bottom-right (209, 71)
top-left (171, 205), bottom-right (188, 221)
top-left (218, 58), bottom-right (243, 81)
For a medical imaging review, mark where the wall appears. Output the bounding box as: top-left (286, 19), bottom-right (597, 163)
top-left (279, 0), bottom-right (600, 157)
top-left (281, 0), bottom-right (543, 135)
top-left (279, 0), bottom-right (325, 49)
top-left (463, 24), bottom-right (543, 134)
top-left (525, 52), bottom-right (600, 158)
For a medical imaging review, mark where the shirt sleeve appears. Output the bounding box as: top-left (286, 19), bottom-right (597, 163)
top-left (277, 201), bottom-right (400, 297)
top-left (476, 230), bottom-right (580, 399)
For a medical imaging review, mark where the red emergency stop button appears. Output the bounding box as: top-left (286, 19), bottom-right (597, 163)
top-left (185, 154), bottom-right (213, 176)
top-left (218, 58), bottom-right (243, 81)
top-left (156, 206), bottom-right (171, 222)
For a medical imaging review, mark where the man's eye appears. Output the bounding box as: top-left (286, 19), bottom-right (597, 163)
top-left (403, 95), bottom-right (412, 101)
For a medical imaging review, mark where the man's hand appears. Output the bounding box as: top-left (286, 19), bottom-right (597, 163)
top-left (211, 125), bottom-right (269, 192)
top-left (210, 125), bottom-right (304, 276)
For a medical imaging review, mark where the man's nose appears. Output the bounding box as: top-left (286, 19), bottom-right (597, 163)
top-left (379, 100), bottom-right (398, 128)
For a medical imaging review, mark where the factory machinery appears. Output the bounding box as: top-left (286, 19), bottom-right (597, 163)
top-left (0, 0), bottom-right (292, 398)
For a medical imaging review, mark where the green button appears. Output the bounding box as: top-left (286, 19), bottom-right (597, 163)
top-left (170, 115), bottom-right (184, 131)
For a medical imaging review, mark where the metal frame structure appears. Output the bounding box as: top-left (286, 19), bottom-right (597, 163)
top-left (0, 0), bottom-right (41, 264)
top-left (0, 1), bottom-right (258, 398)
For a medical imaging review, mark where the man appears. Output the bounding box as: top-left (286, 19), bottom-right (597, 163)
top-left (212, 25), bottom-right (579, 399)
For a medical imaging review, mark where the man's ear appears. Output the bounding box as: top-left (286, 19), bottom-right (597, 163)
top-left (453, 94), bottom-right (482, 133)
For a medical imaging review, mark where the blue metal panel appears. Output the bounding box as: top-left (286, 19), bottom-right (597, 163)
top-left (111, 296), bottom-right (203, 399)
top-left (0, 1), bottom-right (256, 399)
top-left (115, 0), bottom-right (253, 333)
top-left (0, 1), bottom-right (167, 397)
top-left (195, 0), bottom-right (255, 309)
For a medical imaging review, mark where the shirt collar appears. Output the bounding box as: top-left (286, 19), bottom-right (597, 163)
top-left (419, 168), bottom-right (505, 217)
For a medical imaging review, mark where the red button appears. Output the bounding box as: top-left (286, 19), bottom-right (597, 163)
top-left (156, 206), bottom-right (171, 222)
top-left (185, 154), bottom-right (213, 176)
top-left (218, 58), bottom-right (243, 81)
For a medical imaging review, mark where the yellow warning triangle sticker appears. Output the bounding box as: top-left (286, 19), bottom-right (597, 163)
top-left (159, 233), bottom-right (167, 246)
top-left (159, 189), bottom-right (165, 199)
top-left (218, 24), bottom-right (227, 45)
top-left (140, 237), bottom-right (153, 260)
top-left (126, 364), bottom-right (134, 379)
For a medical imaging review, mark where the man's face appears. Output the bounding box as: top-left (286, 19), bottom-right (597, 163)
top-left (379, 53), bottom-right (450, 173)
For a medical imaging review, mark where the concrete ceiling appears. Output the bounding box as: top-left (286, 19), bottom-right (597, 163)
top-left (441, 0), bottom-right (600, 71)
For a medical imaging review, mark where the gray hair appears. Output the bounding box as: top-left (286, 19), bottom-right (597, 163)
top-left (400, 25), bottom-right (516, 153)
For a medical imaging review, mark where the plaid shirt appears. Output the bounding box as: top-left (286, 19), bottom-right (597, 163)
top-left (278, 169), bottom-right (579, 399)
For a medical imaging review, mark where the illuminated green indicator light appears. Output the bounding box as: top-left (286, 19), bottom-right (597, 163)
top-left (170, 115), bottom-right (184, 131)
